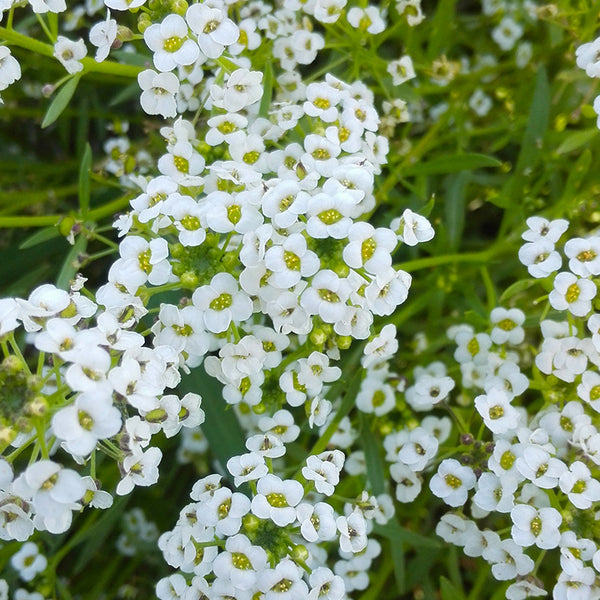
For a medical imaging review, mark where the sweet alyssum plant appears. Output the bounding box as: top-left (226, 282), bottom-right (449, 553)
top-left (2, 0), bottom-right (600, 599)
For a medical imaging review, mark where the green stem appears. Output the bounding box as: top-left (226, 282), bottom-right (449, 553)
top-left (399, 248), bottom-right (498, 273)
top-left (0, 27), bottom-right (143, 78)
top-left (34, 13), bottom-right (55, 43)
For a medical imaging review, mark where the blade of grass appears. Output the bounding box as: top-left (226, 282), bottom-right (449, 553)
top-left (78, 143), bottom-right (92, 218)
top-left (42, 74), bottom-right (81, 129)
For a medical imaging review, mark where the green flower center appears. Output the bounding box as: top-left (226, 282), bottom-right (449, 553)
top-left (318, 209), bottom-right (343, 225)
top-left (444, 474), bottom-right (462, 489)
top-left (163, 36), bottom-right (184, 52)
top-left (489, 405), bottom-right (504, 420)
top-left (173, 155), bottom-right (189, 173)
top-left (530, 515), bottom-right (542, 537)
top-left (232, 552), bottom-right (252, 570)
top-left (227, 204), bottom-right (242, 224)
top-left (284, 251), bottom-right (301, 271)
top-left (266, 492), bottom-right (288, 508)
top-left (210, 293), bottom-right (233, 311)
top-left (361, 237), bottom-right (376, 262)
top-left (78, 410), bottom-right (94, 431)
top-left (181, 215), bottom-right (200, 230)
top-left (497, 318), bottom-right (516, 331)
top-left (318, 288), bottom-right (340, 303)
top-left (138, 249), bottom-right (152, 274)
top-left (566, 283), bottom-right (580, 303)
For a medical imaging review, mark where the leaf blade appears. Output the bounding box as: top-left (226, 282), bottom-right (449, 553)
top-left (41, 75), bottom-right (81, 129)
top-left (403, 153), bottom-right (501, 176)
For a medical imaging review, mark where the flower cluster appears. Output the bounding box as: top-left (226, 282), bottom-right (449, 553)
top-left (411, 217), bottom-right (600, 599)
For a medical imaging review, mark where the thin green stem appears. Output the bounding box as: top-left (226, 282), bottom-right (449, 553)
top-left (34, 13), bottom-right (55, 43)
top-left (0, 27), bottom-right (143, 78)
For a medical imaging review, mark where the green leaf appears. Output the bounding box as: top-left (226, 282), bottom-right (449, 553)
top-left (373, 522), bottom-right (442, 549)
top-left (359, 415), bottom-right (385, 495)
top-left (109, 81), bottom-right (141, 107)
top-left (440, 576), bottom-right (467, 600)
top-left (517, 66), bottom-right (550, 171)
top-left (499, 278), bottom-right (539, 303)
top-left (73, 496), bottom-right (129, 574)
top-left (41, 75), bottom-right (81, 129)
top-left (179, 364), bottom-right (246, 480)
top-left (427, 0), bottom-right (458, 58)
top-left (390, 536), bottom-right (405, 594)
top-left (259, 61), bottom-right (273, 119)
top-left (555, 129), bottom-right (597, 155)
top-left (403, 153), bottom-right (501, 176)
top-left (78, 143), bottom-right (92, 218)
top-left (562, 148), bottom-right (592, 199)
top-left (19, 226), bottom-right (60, 249)
top-left (445, 172), bottom-right (469, 250)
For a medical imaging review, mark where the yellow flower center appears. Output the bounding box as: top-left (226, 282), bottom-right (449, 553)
top-left (163, 36), bottom-right (184, 52)
top-left (566, 283), bottom-right (580, 304)
top-left (181, 215), bottom-right (200, 230)
top-left (209, 293), bottom-right (233, 311)
top-left (78, 410), bottom-right (94, 431)
top-left (318, 209), bottom-right (343, 225)
top-left (266, 492), bottom-right (288, 507)
top-left (173, 155), bottom-right (189, 173)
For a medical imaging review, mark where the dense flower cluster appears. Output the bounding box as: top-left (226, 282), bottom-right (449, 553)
top-left (415, 218), bottom-right (600, 599)
top-left (3, 0), bottom-right (599, 598)
top-left (0, 0), bottom-right (432, 597)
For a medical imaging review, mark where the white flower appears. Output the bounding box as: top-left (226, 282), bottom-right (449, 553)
top-left (116, 447), bottom-right (162, 495)
top-left (522, 217), bottom-right (569, 243)
top-left (549, 272), bottom-right (596, 317)
top-left (10, 542), bottom-right (47, 582)
top-left (391, 209), bottom-right (434, 246)
top-left (138, 69), bottom-right (179, 118)
top-left (144, 14), bottom-right (199, 72)
top-left (429, 458), bottom-right (476, 507)
top-left (297, 502), bottom-right (337, 542)
top-left (53, 36), bottom-right (87, 74)
top-left (490, 307), bottom-right (525, 345)
top-left (576, 37), bottom-right (600, 77)
top-left (474, 388), bottom-right (520, 434)
top-left (336, 508), bottom-right (367, 553)
top-left (387, 56), bottom-right (416, 85)
top-left (309, 567), bottom-right (346, 600)
top-left (564, 236), bottom-right (600, 277)
top-left (28, 0), bottom-right (65, 13)
top-left (347, 6), bottom-right (386, 34)
top-left (469, 88), bottom-right (492, 117)
top-left (390, 463), bottom-right (422, 502)
top-left (510, 504), bottom-right (562, 549)
top-left (89, 10), bottom-right (117, 62)
top-left (492, 16), bottom-right (523, 51)
top-left (192, 272), bottom-right (253, 334)
top-left (186, 3), bottom-right (239, 59)
top-left (13, 461), bottom-right (86, 534)
top-left (558, 460), bottom-right (600, 509)
top-left (52, 391), bottom-right (122, 456)
top-left (212, 533), bottom-right (268, 591)
top-left (214, 68), bottom-right (263, 112)
top-left (516, 445), bottom-right (566, 488)
top-left (258, 559), bottom-right (308, 598)
top-left (342, 222), bottom-right (396, 274)
top-left (485, 539), bottom-right (535, 580)
top-left (104, 0), bottom-right (146, 9)
top-left (251, 474), bottom-right (304, 526)
top-left (0, 47), bottom-right (21, 92)
top-left (226, 452), bottom-right (268, 487)
top-left (518, 239), bottom-right (562, 278)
